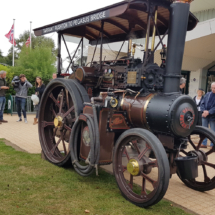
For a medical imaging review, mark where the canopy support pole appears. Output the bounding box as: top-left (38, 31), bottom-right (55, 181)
top-left (57, 33), bottom-right (61, 77)
top-left (81, 37), bottom-right (84, 66)
top-left (143, 13), bottom-right (151, 65)
top-left (66, 37), bottom-right (83, 73)
top-left (91, 32), bottom-right (100, 67)
top-left (115, 40), bottom-right (125, 61)
top-left (100, 21), bottom-right (104, 71)
top-left (62, 35), bottom-right (72, 63)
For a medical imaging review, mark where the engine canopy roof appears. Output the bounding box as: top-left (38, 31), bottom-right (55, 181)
top-left (33, 0), bottom-right (198, 45)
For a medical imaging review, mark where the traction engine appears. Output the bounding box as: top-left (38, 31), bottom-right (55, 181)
top-left (34, 0), bottom-right (215, 208)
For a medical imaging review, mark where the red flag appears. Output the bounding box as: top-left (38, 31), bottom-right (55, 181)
top-left (5, 24), bottom-right (16, 46)
top-left (25, 36), bottom-right (31, 47)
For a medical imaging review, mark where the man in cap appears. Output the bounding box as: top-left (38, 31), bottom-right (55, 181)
top-left (0, 71), bottom-right (9, 123)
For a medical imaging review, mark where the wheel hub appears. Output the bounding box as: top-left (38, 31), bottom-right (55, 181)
top-left (54, 116), bottom-right (63, 128)
top-left (127, 159), bottom-right (140, 176)
top-left (188, 150), bottom-right (208, 164)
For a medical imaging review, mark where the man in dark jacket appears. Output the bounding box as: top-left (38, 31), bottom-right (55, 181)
top-left (0, 71), bottom-right (9, 123)
top-left (200, 82), bottom-right (215, 148)
top-left (12, 74), bottom-right (33, 123)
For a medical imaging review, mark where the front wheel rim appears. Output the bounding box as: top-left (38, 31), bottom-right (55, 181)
top-left (114, 134), bottom-right (164, 205)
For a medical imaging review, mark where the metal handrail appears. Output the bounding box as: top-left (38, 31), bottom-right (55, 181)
top-left (11, 96), bottom-right (36, 114)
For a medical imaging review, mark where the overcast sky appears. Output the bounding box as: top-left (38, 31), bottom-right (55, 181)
top-left (0, 0), bottom-right (122, 58)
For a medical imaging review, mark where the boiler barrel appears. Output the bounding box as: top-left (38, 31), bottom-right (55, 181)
top-left (121, 94), bottom-right (198, 137)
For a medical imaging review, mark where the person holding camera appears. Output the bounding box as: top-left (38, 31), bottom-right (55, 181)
top-left (0, 71), bottom-right (9, 124)
top-left (33, 77), bottom-right (45, 125)
top-left (12, 74), bottom-right (33, 123)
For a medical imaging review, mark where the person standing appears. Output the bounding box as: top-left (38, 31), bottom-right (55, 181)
top-left (33, 77), bottom-right (45, 125)
top-left (12, 74), bottom-right (33, 123)
top-left (193, 88), bottom-right (204, 125)
top-left (52, 73), bottom-right (57, 79)
top-left (0, 71), bottom-right (9, 123)
top-left (200, 82), bottom-right (215, 148)
top-left (180, 77), bottom-right (186, 94)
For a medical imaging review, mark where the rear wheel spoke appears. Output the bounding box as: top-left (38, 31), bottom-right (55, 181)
top-left (59, 91), bottom-right (64, 114)
top-left (53, 128), bottom-right (58, 138)
top-left (62, 106), bottom-right (75, 118)
top-left (52, 108), bottom-right (57, 117)
top-left (49, 93), bottom-right (60, 108)
top-left (62, 139), bottom-right (68, 155)
top-left (65, 90), bottom-right (70, 110)
top-left (50, 104), bottom-right (57, 117)
top-left (42, 121), bottom-right (54, 128)
top-left (64, 124), bottom-right (72, 131)
top-left (51, 136), bottom-right (62, 155)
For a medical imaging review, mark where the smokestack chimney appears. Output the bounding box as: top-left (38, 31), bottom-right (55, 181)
top-left (163, 1), bottom-right (191, 93)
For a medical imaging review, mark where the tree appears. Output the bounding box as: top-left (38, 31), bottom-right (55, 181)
top-left (1, 47), bottom-right (18, 66)
top-left (0, 49), bottom-right (6, 64)
top-left (4, 31), bottom-right (57, 66)
top-left (16, 30), bottom-right (56, 55)
top-left (11, 45), bottom-right (56, 96)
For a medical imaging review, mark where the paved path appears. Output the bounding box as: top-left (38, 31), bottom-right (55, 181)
top-left (1, 114), bottom-right (215, 215)
top-left (0, 114), bottom-right (41, 153)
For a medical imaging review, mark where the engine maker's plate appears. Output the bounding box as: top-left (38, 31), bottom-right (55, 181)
top-left (127, 72), bottom-right (137, 84)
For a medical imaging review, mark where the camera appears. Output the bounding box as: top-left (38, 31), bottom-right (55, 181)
top-left (12, 76), bottom-right (20, 88)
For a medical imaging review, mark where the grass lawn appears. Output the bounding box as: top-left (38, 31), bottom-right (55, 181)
top-left (0, 139), bottom-right (191, 215)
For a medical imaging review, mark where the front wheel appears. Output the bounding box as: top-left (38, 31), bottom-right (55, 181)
top-left (113, 128), bottom-right (170, 207)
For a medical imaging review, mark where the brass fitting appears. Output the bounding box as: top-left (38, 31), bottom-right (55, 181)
top-left (128, 39), bottom-right (132, 55)
top-left (173, 0), bottom-right (193, 3)
top-left (132, 44), bottom-right (136, 56)
top-left (54, 116), bottom-right (63, 128)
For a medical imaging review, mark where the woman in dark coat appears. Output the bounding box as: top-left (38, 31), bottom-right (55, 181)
top-left (193, 88), bottom-right (204, 126)
top-left (33, 77), bottom-right (45, 125)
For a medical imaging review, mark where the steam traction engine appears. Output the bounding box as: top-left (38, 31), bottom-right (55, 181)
top-left (34, 0), bottom-right (215, 207)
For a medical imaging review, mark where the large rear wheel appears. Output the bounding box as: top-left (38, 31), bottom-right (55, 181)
top-left (113, 128), bottom-right (170, 207)
top-left (38, 79), bottom-right (84, 167)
